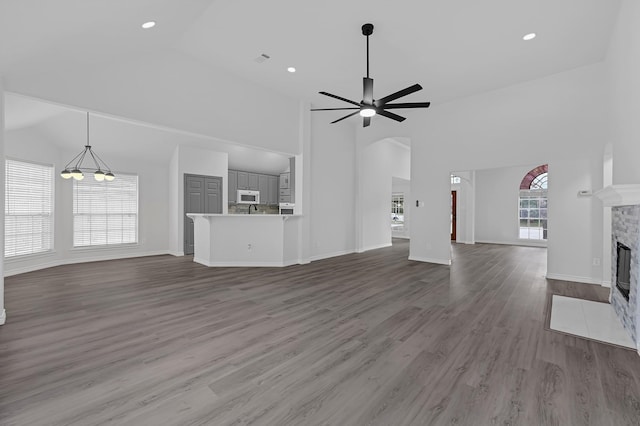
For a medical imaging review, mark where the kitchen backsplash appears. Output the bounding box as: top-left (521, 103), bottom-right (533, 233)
top-left (228, 203), bottom-right (280, 214)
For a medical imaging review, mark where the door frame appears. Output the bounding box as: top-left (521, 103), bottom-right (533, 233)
top-left (451, 190), bottom-right (457, 241)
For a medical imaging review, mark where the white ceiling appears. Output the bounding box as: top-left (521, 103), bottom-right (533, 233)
top-left (4, 94), bottom-right (290, 173)
top-left (1, 0), bottom-right (622, 158)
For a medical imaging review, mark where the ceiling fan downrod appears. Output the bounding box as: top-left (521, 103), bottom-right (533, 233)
top-left (362, 23), bottom-right (374, 79)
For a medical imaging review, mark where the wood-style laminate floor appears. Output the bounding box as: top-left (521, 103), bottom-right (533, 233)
top-left (2, 241), bottom-right (640, 425)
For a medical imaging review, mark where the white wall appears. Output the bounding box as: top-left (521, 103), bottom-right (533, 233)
top-left (3, 126), bottom-right (171, 276)
top-left (392, 177), bottom-right (411, 239)
top-left (357, 62), bottom-right (607, 282)
top-left (359, 139), bottom-right (410, 251)
top-left (0, 78), bottom-right (6, 323)
top-left (547, 158), bottom-right (604, 284)
top-left (6, 49), bottom-right (301, 155)
top-left (475, 164), bottom-right (546, 247)
top-left (308, 114), bottom-right (356, 260)
top-left (451, 170), bottom-right (475, 244)
top-left (606, 0), bottom-right (640, 185)
top-left (169, 145), bottom-right (229, 256)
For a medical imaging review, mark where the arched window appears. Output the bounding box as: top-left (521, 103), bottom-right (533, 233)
top-left (519, 164), bottom-right (548, 240)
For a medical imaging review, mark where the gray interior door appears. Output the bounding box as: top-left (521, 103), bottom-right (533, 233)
top-left (184, 174), bottom-right (222, 255)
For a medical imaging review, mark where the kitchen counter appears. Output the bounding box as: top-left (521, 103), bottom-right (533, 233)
top-left (186, 213), bottom-right (303, 267)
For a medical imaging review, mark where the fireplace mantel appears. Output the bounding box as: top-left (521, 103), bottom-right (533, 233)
top-left (594, 185), bottom-right (640, 207)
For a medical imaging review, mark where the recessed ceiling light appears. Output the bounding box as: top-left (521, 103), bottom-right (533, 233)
top-left (522, 32), bottom-right (536, 41)
top-left (287, 67), bottom-right (296, 73)
top-left (142, 21), bottom-right (156, 29)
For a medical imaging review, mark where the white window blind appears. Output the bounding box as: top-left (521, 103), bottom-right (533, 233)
top-left (73, 173), bottom-right (138, 247)
top-left (5, 159), bottom-right (54, 258)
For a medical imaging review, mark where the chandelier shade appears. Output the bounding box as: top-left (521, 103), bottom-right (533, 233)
top-left (60, 112), bottom-right (115, 182)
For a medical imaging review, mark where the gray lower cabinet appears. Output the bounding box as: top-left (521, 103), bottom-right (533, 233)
top-left (228, 170), bottom-right (237, 203)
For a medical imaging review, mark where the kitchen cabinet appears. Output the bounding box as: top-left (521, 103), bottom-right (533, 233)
top-left (237, 171), bottom-right (249, 190)
top-left (279, 157), bottom-right (296, 203)
top-left (258, 174), bottom-right (269, 203)
top-left (228, 170), bottom-right (237, 203)
top-left (268, 175), bottom-right (278, 205)
top-left (229, 169), bottom-right (280, 205)
top-left (280, 172), bottom-right (290, 189)
top-left (248, 173), bottom-right (259, 191)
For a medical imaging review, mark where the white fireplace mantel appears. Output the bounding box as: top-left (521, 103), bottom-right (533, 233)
top-left (594, 185), bottom-right (640, 207)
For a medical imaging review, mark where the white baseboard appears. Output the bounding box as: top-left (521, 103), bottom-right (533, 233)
top-left (392, 235), bottom-right (410, 240)
top-left (601, 280), bottom-right (612, 288)
top-left (309, 249), bottom-right (356, 262)
top-left (408, 255), bottom-right (451, 265)
top-left (0, 309), bottom-right (6, 325)
top-left (168, 251), bottom-right (185, 257)
top-left (357, 243), bottom-right (392, 253)
top-left (545, 273), bottom-right (603, 285)
top-left (4, 250), bottom-right (171, 277)
top-left (476, 239), bottom-right (547, 248)
top-left (193, 257), bottom-right (298, 267)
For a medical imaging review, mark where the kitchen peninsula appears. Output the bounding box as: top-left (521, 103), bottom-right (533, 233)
top-left (187, 214), bottom-right (303, 267)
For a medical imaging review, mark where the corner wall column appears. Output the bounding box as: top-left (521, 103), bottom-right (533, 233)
top-left (1, 76), bottom-right (6, 324)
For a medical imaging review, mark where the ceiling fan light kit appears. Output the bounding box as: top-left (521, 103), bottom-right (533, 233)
top-left (311, 23), bottom-right (431, 127)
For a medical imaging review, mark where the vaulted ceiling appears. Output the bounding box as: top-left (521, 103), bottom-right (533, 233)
top-left (0, 0), bottom-right (623, 159)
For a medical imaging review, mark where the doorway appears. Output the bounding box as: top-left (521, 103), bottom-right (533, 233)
top-left (451, 190), bottom-right (457, 241)
top-left (184, 174), bottom-right (222, 255)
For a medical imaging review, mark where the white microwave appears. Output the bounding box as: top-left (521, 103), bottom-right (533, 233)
top-left (237, 190), bottom-right (260, 204)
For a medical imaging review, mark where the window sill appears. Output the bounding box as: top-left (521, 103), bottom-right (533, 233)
top-left (70, 243), bottom-right (140, 252)
top-left (4, 250), bottom-right (57, 262)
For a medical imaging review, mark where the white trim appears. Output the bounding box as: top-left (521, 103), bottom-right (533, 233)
top-left (545, 273), bottom-right (603, 285)
top-left (391, 234), bottom-right (410, 240)
top-left (476, 239), bottom-right (547, 248)
top-left (4, 250), bottom-right (171, 277)
top-left (593, 184), bottom-right (640, 206)
top-left (601, 280), bottom-right (612, 288)
top-left (0, 309), bottom-right (6, 325)
top-left (357, 243), bottom-right (392, 253)
top-left (168, 251), bottom-right (185, 257)
top-left (193, 258), bottom-right (301, 268)
top-left (309, 249), bottom-right (356, 262)
top-left (408, 255), bottom-right (451, 265)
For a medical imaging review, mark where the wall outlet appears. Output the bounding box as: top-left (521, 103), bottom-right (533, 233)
top-left (593, 257), bottom-right (601, 266)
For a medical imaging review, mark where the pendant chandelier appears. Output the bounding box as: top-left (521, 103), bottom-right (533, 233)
top-left (60, 112), bottom-right (115, 181)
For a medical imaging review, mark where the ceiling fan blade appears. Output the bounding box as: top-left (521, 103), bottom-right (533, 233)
top-left (383, 102), bottom-right (431, 109)
top-left (375, 84), bottom-right (423, 107)
top-left (363, 77), bottom-right (374, 104)
top-left (319, 92), bottom-right (361, 107)
top-left (331, 111), bottom-right (360, 124)
top-left (311, 107), bottom-right (360, 111)
top-left (377, 109), bottom-right (406, 122)
top-left (363, 116), bottom-right (371, 127)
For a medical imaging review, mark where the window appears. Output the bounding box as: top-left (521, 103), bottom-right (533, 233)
top-left (391, 193), bottom-right (404, 230)
top-left (519, 165), bottom-right (548, 240)
top-left (5, 159), bottom-right (54, 257)
top-left (73, 173), bottom-right (138, 247)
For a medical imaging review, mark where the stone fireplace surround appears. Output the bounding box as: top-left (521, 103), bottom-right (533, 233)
top-left (595, 185), bottom-right (640, 354)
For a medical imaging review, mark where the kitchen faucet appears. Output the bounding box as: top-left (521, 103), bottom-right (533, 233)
top-left (248, 204), bottom-right (258, 214)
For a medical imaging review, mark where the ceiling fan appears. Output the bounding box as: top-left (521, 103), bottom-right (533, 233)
top-left (311, 23), bottom-right (431, 127)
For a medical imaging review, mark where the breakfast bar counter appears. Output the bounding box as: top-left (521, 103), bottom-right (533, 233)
top-left (186, 214), bottom-right (303, 267)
